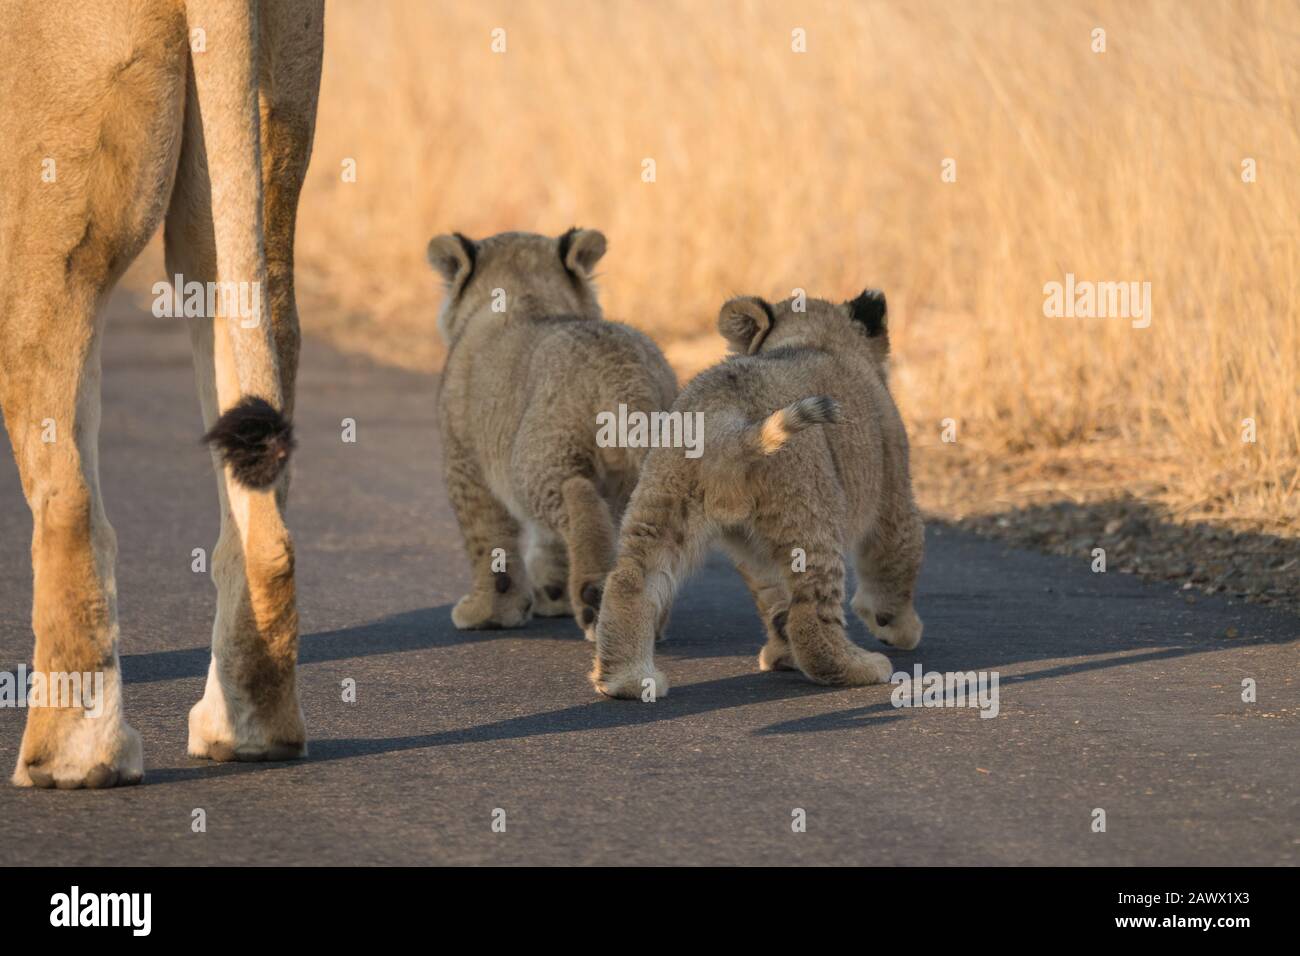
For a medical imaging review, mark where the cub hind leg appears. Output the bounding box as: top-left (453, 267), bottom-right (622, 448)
top-left (756, 489), bottom-right (892, 687)
top-left (783, 547), bottom-right (893, 686)
top-left (557, 476), bottom-right (617, 641)
top-left (520, 436), bottom-right (620, 639)
top-left (852, 504), bottom-right (924, 651)
top-left (444, 444), bottom-right (533, 629)
top-left (591, 486), bottom-right (710, 698)
top-left (722, 537), bottom-right (794, 672)
top-left (525, 523), bottom-right (571, 617)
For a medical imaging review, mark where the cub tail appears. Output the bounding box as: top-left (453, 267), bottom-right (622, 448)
top-left (748, 396), bottom-right (840, 456)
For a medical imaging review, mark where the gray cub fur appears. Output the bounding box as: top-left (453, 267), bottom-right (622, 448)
top-left (591, 289), bottom-right (924, 698)
top-left (429, 229), bottom-right (677, 639)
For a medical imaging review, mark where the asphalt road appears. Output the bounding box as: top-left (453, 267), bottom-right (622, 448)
top-left (1, 291), bottom-right (1296, 866)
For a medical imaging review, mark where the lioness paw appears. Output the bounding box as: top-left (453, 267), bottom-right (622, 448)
top-left (188, 663), bottom-right (307, 764)
top-left (14, 716), bottom-right (143, 790)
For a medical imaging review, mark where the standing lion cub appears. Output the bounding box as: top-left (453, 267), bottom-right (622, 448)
top-left (429, 229), bottom-right (677, 639)
top-left (591, 288), bottom-right (924, 698)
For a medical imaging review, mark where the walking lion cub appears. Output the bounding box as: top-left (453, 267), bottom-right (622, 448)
top-left (428, 229), bottom-right (677, 639)
top-left (591, 289), bottom-right (924, 698)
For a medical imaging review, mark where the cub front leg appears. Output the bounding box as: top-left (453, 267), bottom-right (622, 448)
top-left (444, 448), bottom-right (533, 629)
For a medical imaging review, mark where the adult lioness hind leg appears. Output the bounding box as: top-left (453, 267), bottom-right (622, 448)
top-left (2, 319), bottom-right (147, 789)
top-left (0, 0), bottom-right (189, 787)
top-left (173, 0), bottom-right (324, 761)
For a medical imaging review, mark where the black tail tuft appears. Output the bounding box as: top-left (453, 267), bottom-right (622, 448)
top-left (203, 396), bottom-right (295, 489)
top-left (788, 395), bottom-right (841, 428)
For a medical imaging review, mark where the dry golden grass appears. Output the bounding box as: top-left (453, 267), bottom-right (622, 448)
top-left (292, 0), bottom-right (1300, 533)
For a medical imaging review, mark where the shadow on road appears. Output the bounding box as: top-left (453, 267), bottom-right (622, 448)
top-left (128, 606), bottom-right (1290, 788)
top-left (123, 563), bottom-right (1292, 690)
top-left (928, 495), bottom-right (1300, 617)
top-left (114, 526), bottom-right (1295, 788)
top-left (139, 668), bottom-right (853, 786)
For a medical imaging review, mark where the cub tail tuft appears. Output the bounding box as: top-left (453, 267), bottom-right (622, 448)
top-left (202, 396), bottom-right (296, 489)
top-left (754, 396), bottom-right (840, 455)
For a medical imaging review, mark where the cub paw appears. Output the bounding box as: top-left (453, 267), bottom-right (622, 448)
top-left (576, 581), bottom-right (602, 642)
top-left (797, 644), bottom-right (894, 687)
top-left (451, 585), bottom-right (533, 630)
top-left (758, 638), bottom-right (797, 672)
top-left (532, 582), bottom-right (572, 618)
top-left (590, 662), bottom-right (668, 700)
top-left (839, 646), bottom-right (895, 686)
top-left (758, 610), bottom-right (796, 671)
top-left (864, 606), bottom-right (923, 651)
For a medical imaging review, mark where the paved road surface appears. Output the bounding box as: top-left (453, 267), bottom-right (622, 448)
top-left (1, 291), bottom-right (1296, 865)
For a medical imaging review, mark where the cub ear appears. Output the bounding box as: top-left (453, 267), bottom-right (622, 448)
top-left (426, 233), bottom-right (477, 292)
top-left (718, 296), bottom-right (774, 355)
top-left (558, 227), bottom-right (607, 277)
top-left (845, 288), bottom-right (887, 337)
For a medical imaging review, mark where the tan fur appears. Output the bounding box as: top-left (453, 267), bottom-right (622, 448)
top-left (591, 290), bottom-right (924, 698)
top-left (430, 230), bottom-right (678, 639)
top-left (0, 0), bottom-right (323, 786)
top-left (758, 413), bottom-right (790, 455)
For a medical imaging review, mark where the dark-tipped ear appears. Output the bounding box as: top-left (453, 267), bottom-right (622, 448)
top-left (557, 227), bottom-right (606, 277)
top-left (718, 296), bottom-right (774, 355)
top-left (426, 233), bottom-right (476, 292)
top-left (846, 288), bottom-right (887, 337)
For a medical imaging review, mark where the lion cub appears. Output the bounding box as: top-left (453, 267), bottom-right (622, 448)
top-left (428, 229), bottom-right (677, 639)
top-left (591, 289), bottom-right (924, 698)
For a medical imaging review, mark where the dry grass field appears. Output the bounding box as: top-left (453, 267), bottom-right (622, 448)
top-left (276, 1), bottom-right (1298, 604)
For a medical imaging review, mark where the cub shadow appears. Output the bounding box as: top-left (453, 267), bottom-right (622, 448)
top-left (123, 517), bottom-right (1295, 784)
top-left (124, 519), bottom-right (1295, 692)
top-left (141, 668), bottom-right (851, 786)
